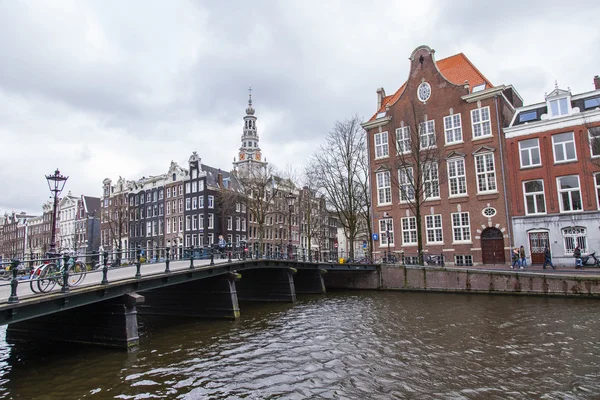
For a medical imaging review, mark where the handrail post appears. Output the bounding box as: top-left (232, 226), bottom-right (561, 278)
top-left (61, 254), bottom-right (70, 293)
top-left (165, 246), bottom-right (171, 273)
top-left (8, 259), bottom-right (20, 303)
top-left (210, 246), bottom-right (214, 266)
top-left (135, 247), bottom-right (142, 278)
top-left (101, 251), bottom-right (109, 285)
top-left (189, 246), bottom-right (195, 269)
top-left (228, 248), bottom-right (232, 263)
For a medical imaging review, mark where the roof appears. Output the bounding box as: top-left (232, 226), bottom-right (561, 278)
top-left (83, 196), bottom-right (100, 215)
top-left (369, 53), bottom-right (493, 121)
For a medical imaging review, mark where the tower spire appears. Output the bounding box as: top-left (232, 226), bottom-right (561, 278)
top-left (248, 86), bottom-right (252, 106)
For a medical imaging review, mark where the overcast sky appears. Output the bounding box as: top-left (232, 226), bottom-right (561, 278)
top-left (1, 0), bottom-right (599, 215)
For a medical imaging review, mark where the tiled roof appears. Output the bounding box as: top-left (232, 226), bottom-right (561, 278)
top-left (369, 53), bottom-right (493, 121)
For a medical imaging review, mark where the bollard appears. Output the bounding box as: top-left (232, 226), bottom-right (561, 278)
top-left (102, 251), bottom-right (109, 284)
top-left (228, 250), bottom-right (232, 263)
top-left (61, 254), bottom-right (70, 293)
top-left (8, 259), bottom-right (20, 304)
top-left (165, 246), bottom-right (171, 273)
top-left (440, 253), bottom-right (445, 268)
top-left (189, 246), bottom-right (195, 269)
top-left (135, 247), bottom-right (142, 278)
top-left (210, 247), bottom-right (214, 266)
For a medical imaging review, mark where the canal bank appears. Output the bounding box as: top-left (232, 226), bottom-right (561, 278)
top-left (324, 265), bottom-right (600, 297)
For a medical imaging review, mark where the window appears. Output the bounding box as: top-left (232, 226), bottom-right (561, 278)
top-left (549, 97), bottom-right (569, 117)
top-left (401, 217), bottom-right (417, 245)
top-left (398, 167), bottom-right (414, 202)
top-left (451, 212), bottom-right (471, 242)
top-left (376, 171), bottom-right (392, 205)
top-left (192, 181), bottom-right (198, 193)
top-left (185, 183), bottom-right (191, 194)
top-left (242, 218), bottom-right (246, 231)
top-left (208, 195), bottom-right (214, 208)
top-left (584, 97), bottom-right (600, 110)
top-left (563, 227), bottom-right (587, 254)
top-left (199, 196), bottom-right (204, 208)
top-left (419, 120), bottom-right (436, 149)
top-left (374, 132), bottom-right (389, 159)
top-left (523, 180), bottom-right (546, 215)
top-left (159, 190), bottom-right (164, 200)
top-left (423, 163), bottom-right (439, 199)
top-left (200, 214), bottom-right (204, 229)
top-left (185, 216), bottom-right (191, 230)
top-left (146, 221), bottom-right (151, 237)
top-left (557, 175), bottom-right (582, 212)
top-left (198, 181), bottom-right (204, 191)
top-left (448, 158), bottom-right (467, 196)
top-left (475, 153), bottom-right (497, 193)
top-left (208, 214), bottom-right (214, 229)
top-left (227, 216), bottom-right (232, 230)
top-left (589, 127), bottom-right (600, 158)
top-left (454, 255), bottom-right (473, 266)
top-left (236, 217), bottom-right (241, 230)
top-left (553, 132), bottom-right (577, 163)
top-left (379, 218), bottom-right (394, 246)
top-left (166, 202), bottom-right (171, 215)
top-left (192, 197), bottom-right (198, 210)
top-left (185, 198), bottom-right (191, 210)
top-left (518, 110), bottom-right (537, 123)
top-left (172, 218), bottom-right (176, 233)
top-left (519, 138), bottom-right (541, 168)
top-left (595, 174), bottom-right (600, 209)
top-left (236, 203), bottom-right (241, 212)
top-left (178, 216), bottom-right (183, 232)
top-left (396, 127), bottom-right (410, 154)
top-left (166, 218), bottom-right (171, 234)
top-left (192, 215), bottom-right (198, 230)
top-left (191, 169), bottom-right (198, 179)
top-left (179, 185), bottom-right (183, 196)
top-left (471, 106), bottom-right (491, 138)
top-left (178, 199), bottom-right (183, 213)
top-left (147, 192), bottom-right (152, 202)
top-left (425, 215), bottom-right (443, 243)
top-left (159, 203), bottom-right (163, 216)
top-left (444, 114), bottom-right (462, 144)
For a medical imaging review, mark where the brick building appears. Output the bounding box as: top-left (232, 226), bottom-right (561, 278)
top-left (164, 161), bottom-right (187, 259)
top-left (504, 78), bottom-right (600, 266)
top-left (362, 45), bottom-right (522, 266)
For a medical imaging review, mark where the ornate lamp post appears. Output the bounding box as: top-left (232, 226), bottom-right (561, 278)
top-left (46, 169), bottom-right (68, 254)
top-left (383, 212), bottom-right (392, 263)
top-left (285, 192), bottom-right (296, 260)
top-left (278, 223), bottom-right (283, 258)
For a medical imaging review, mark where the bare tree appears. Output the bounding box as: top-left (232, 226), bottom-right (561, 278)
top-left (310, 115), bottom-right (367, 258)
top-left (233, 163), bottom-right (282, 255)
top-left (389, 100), bottom-right (446, 263)
top-left (105, 193), bottom-right (128, 258)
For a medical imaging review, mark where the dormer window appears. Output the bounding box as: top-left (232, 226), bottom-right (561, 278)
top-left (549, 97), bottom-right (570, 117)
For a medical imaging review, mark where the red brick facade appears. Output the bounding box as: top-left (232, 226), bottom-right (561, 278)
top-left (363, 46), bottom-right (519, 266)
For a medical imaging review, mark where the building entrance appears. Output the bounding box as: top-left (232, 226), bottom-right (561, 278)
top-left (481, 228), bottom-right (505, 264)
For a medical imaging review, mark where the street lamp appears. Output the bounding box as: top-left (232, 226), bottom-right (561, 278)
top-left (285, 192), bottom-right (296, 260)
top-left (383, 212), bottom-right (392, 263)
top-left (46, 169), bottom-right (68, 254)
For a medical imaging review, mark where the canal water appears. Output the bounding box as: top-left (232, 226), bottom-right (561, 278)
top-left (0, 291), bottom-right (599, 399)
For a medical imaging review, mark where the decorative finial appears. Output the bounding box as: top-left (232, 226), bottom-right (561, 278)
top-left (555, 80), bottom-right (558, 90)
top-left (248, 86), bottom-right (252, 106)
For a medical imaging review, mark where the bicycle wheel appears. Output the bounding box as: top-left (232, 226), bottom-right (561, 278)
top-left (29, 265), bottom-right (45, 294)
top-left (68, 262), bottom-right (87, 286)
top-left (37, 264), bottom-right (59, 293)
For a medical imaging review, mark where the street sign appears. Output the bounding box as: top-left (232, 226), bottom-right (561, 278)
top-left (363, 241), bottom-right (367, 249)
top-left (372, 233), bottom-right (379, 241)
top-left (334, 243), bottom-right (338, 248)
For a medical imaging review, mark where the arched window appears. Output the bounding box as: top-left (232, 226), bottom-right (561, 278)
top-left (562, 227), bottom-right (587, 254)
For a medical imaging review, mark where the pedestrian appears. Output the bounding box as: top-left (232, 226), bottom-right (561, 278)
top-left (574, 245), bottom-right (583, 269)
top-left (543, 246), bottom-right (555, 270)
top-left (511, 247), bottom-right (521, 269)
top-left (520, 246), bottom-right (527, 269)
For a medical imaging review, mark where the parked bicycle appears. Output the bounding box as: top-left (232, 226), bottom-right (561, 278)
top-left (581, 251), bottom-right (600, 267)
top-left (33, 253), bottom-right (90, 293)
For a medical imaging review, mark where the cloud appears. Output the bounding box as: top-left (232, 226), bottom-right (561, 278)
top-left (1, 0), bottom-right (599, 215)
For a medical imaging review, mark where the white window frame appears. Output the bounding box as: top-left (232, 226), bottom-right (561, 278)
top-left (549, 97), bottom-right (571, 117)
top-left (523, 180), bottom-right (547, 215)
top-left (447, 158), bottom-right (467, 197)
top-left (557, 175), bottom-right (582, 213)
top-left (423, 162), bottom-right (440, 200)
top-left (471, 106), bottom-right (492, 138)
top-left (208, 213), bottom-right (214, 229)
top-left (398, 167), bottom-right (415, 203)
top-left (378, 219), bottom-right (394, 246)
top-left (474, 153), bottom-right (497, 193)
top-left (376, 171), bottom-right (392, 205)
top-left (519, 138), bottom-right (542, 168)
top-left (588, 128), bottom-right (600, 158)
top-left (443, 114), bottom-right (462, 145)
top-left (425, 214), bottom-right (443, 244)
top-left (552, 132), bottom-right (577, 163)
top-left (419, 120), bottom-right (436, 149)
top-left (374, 132), bottom-right (389, 159)
top-left (563, 227), bottom-right (587, 254)
top-left (595, 173), bottom-right (600, 210)
top-left (451, 212), bottom-right (471, 243)
top-left (208, 195), bottom-right (214, 208)
top-left (396, 126), bottom-right (411, 154)
top-left (401, 216), bottom-right (417, 245)
top-left (227, 216), bottom-right (232, 230)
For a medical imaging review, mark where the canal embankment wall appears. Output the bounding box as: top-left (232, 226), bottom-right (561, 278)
top-left (323, 266), bottom-right (600, 297)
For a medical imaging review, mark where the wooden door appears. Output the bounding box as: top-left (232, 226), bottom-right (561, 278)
top-left (481, 228), bottom-right (506, 264)
top-left (528, 231), bottom-right (549, 264)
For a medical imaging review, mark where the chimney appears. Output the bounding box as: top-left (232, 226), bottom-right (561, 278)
top-left (217, 171), bottom-right (223, 188)
top-left (595, 75), bottom-right (600, 90)
top-left (376, 87), bottom-right (386, 109)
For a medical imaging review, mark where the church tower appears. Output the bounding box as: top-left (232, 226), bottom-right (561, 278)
top-left (233, 87), bottom-right (267, 175)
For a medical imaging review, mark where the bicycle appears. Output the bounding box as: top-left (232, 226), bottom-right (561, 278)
top-left (36, 254), bottom-right (89, 293)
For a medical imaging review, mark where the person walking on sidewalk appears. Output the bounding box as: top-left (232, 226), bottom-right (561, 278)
top-left (520, 245), bottom-right (528, 269)
top-left (511, 247), bottom-right (521, 269)
top-left (543, 246), bottom-right (555, 270)
top-left (574, 245), bottom-right (583, 269)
